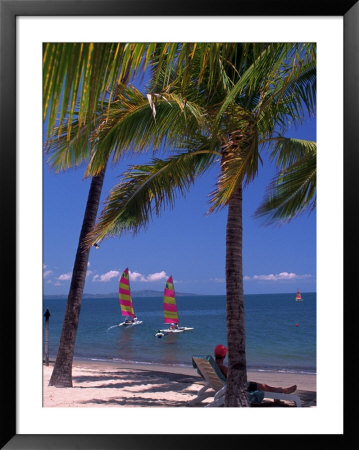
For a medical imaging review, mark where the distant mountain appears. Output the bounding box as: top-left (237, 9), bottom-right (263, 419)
top-left (44, 290), bottom-right (198, 299)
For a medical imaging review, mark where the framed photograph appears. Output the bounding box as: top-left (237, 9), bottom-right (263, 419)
top-left (1, 0), bottom-right (355, 448)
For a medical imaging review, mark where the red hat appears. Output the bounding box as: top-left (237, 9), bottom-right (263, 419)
top-left (214, 344), bottom-right (227, 358)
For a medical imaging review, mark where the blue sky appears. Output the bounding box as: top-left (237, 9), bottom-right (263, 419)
top-left (43, 70), bottom-right (316, 297)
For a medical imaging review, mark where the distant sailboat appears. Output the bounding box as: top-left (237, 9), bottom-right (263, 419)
top-left (295, 289), bottom-right (303, 302)
top-left (155, 276), bottom-right (193, 337)
top-left (118, 268), bottom-right (142, 326)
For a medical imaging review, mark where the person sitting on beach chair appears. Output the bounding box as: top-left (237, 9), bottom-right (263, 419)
top-left (214, 344), bottom-right (297, 394)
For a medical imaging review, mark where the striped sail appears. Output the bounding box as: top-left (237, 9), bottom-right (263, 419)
top-left (119, 268), bottom-right (135, 318)
top-left (163, 276), bottom-right (178, 324)
top-left (296, 289), bottom-right (302, 301)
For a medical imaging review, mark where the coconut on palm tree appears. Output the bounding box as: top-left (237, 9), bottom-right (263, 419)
top-left (79, 43), bottom-right (316, 406)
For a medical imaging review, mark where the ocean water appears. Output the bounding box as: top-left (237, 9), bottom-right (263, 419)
top-left (43, 292), bottom-right (316, 374)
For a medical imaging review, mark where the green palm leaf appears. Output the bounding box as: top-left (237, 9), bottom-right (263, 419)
top-left (266, 137), bottom-right (317, 168)
top-left (45, 84), bottom-right (206, 174)
top-left (256, 61), bottom-right (316, 134)
top-left (254, 149), bottom-right (316, 224)
top-left (215, 44), bottom-right (295, 122)
top-left (86, 150), bottom-right (217, 244)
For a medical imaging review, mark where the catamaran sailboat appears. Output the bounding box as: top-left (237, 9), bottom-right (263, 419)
top-left (295, 289), bottom-right (303, 302)
top-left (155, 276), bottom-right (193, 337)
top-left (118, 268), bottom-right (142, 326)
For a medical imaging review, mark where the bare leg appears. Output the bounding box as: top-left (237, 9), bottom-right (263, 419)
top-left (256, 383), bottom-right (297, 394)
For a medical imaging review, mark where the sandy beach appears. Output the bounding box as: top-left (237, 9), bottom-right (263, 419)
top-left (43, 360), bottom-right (316, 407)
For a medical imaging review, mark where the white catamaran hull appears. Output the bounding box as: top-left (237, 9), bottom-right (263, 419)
top-left (155, 327), bottom-right (194, 337)
top-left (154, 329), bottom-right (183, 338)
top-left (119, 320), bottom-right (143, 327)
top-left (159, 329), bottom-right (184, 334)
top-left (157, 327), bottom-right (194, 334)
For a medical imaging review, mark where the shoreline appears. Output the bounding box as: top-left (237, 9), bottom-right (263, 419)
top-left (47, 358), bottom-right (317, 390)
top-left (43, 359), bottom-right (316, 407)
top-left (73, 356), bottom-right (316, 374)
top-left (71, 357), bottom-right (316, 388)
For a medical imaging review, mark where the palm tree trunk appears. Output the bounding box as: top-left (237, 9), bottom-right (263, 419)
top-left (48, 166), bottom-right (107, 387)
top-left (224, 183), bottom-right (250, 407)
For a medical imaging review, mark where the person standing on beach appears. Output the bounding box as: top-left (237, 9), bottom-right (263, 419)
top-left (214, 345), bottom-right (297, 394)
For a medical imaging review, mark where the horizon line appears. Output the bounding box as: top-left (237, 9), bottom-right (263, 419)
top-left (44, 290), bottom-right (317, 297)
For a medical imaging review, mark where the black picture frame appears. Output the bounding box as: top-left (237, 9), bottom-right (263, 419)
top-left (1, 0), bottom-right (355, 448)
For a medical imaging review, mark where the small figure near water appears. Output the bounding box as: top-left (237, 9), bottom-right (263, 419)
top-left (214, 344), bottom-right (297, 394)
top-left (155, 330), bottom-right (165, 338)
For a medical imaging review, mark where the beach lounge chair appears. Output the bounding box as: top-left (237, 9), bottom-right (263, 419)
top-left (188, 355), bottom-right (227, 406)
top-left (189, 355), bottom-right (302, 407)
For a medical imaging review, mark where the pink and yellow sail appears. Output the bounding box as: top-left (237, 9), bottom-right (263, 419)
top-left (163, 276), bottom-right (178, 324)
top-left (296, 289), bottom-right (302, 301)
top-left (119, 268), bottom-right (135, 318)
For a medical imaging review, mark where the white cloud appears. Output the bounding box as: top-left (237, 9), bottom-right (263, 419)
top-left (57, 272), bottom-right (72, 281)
top-left (129, 271), bottom-right (145, 282)
top-left (129, 270), bottom-right (168, 282)
top-left (209, 277), bottom-right (225, 283)
top-left (86, 270), bottom-right (93, 278)
top-left (251, 272), bottom-right (312, 281)
top-left (146, 271), bottom-right (168, 282)
top-left (43, 270), bottom-right (53, 279)
top-left (93, 270), bottom-right (120, 282)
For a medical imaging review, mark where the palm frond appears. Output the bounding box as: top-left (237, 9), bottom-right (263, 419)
top-left (214, 43), bottom-right (298, 124)
top-left (43, 42), bottom-right (243, 136)
top-left (85, 150), bottom-right (217, 245)
top-left (265, 137), bottom-right (317, 168)
top-left (254, 151), bottom-right (316, 224)
top-left (216, 44), bottom-right (316, 131)
top-left (45, 114), bottom-right (97, 171)
top-left (85, 89), bottom-right (207, 175)
top-left (45, 84), bottom-right (207, 175)
top-left (43, 43), bottom-right (180, 138)
top-left (256, 60), bottom-right (316, 127)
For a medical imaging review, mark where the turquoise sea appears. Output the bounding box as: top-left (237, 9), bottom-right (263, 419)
top-left (43, 292), bottom-right (316, 374)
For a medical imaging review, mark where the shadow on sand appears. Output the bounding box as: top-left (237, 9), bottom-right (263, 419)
top-left (71, 368), bottom-right (316, 407)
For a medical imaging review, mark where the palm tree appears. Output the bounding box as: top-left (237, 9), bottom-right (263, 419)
top-left (43, 43), bottom-right (139, 386)
top-left (43, 42), bottom-right (208, 386)
top-left (81, 43), bottom-right (316, 405)
top-left (46, 167), bottom-right (106, 386)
